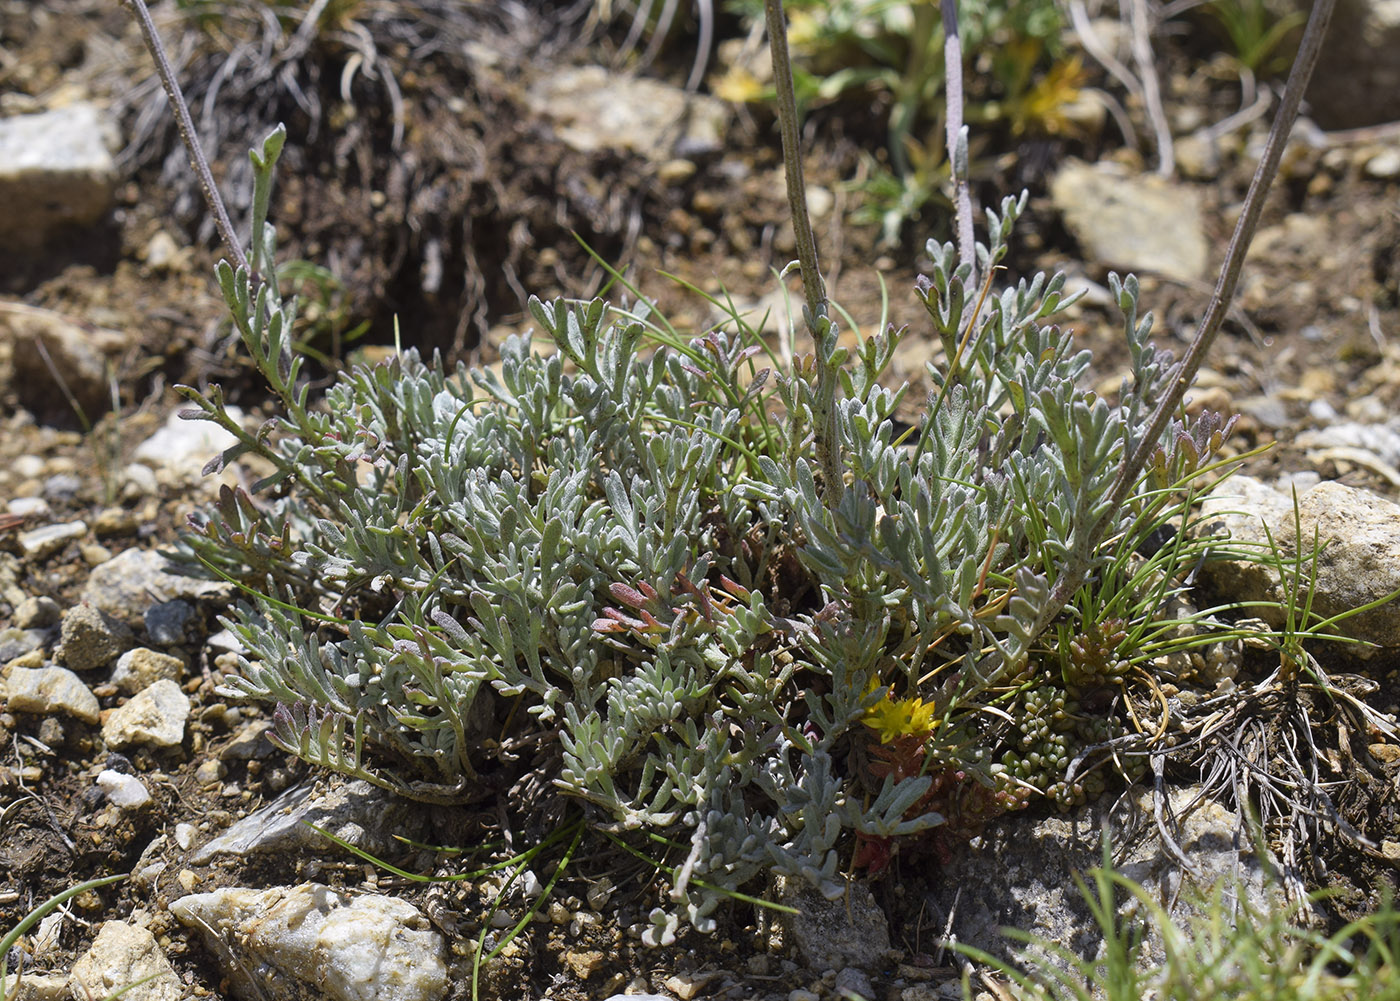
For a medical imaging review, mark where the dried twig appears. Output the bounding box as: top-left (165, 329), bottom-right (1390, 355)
top-left (1124, 0), bottom-right (1175, 176)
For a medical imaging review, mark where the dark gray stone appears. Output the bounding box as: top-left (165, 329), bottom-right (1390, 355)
top-left (144, 599), bottom-right (196, 645)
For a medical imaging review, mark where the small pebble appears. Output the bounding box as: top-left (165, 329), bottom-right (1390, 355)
top-left (80, 543), bottom-right (112, 566)
top-left (96, 769), bottom-right (151, 808)
top-left (657, 158), bottom-right (697, 184)
top-left (18, 521), bottom-right (88, 559)
top-left (5, 666), bottom-right (101, 723)
top-left (93, 508), bottom-right (139, 537)
top-left (12, 595), bottom-right (60, 630)
top-left (7, 496), bottom-right (50, 519)
top-left (102, 679), bottom-right (191, 749)
top-left (1364, 147), bottom-right (1400, 179)
top-left (586, 877), bottom-right (615, 911)
top-left (664, 972), bottom-right (714, 1000)
top-left (194, 759), bottom-right (226, 785)
top-left (43, 473), bottom-right (83, 501)
top-left (111, 648), bottom-right (186, 695)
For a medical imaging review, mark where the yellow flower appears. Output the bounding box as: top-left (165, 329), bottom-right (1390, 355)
top-left (712, 67), bottom-right (766, 105)
top-left (863, 690), bottom-right (939, 744)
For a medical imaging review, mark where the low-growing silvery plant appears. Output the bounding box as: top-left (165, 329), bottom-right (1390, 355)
top-left (127, 0), bottom-right (1341, 943)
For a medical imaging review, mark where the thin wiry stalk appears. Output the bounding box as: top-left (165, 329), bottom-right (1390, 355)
top-left (1028, 0), bottom-right (1338, 652)
top-left (762, 0), bottom-right (825, 321)
top-left (763, 0), bottom-right (843, 509)
top-left (940, 0), bottom-right (975, 283)
top-left (122, 0), bottom-right (249, 275)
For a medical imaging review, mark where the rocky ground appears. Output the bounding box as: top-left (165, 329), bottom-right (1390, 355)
top-left (4, 2), bottom-right (1400, 1000)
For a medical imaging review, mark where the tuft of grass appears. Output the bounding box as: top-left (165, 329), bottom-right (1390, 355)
top-left (954, 838), bottom-right (1400, 1001)
top-left (1, 873), bottom-right (127, 1000)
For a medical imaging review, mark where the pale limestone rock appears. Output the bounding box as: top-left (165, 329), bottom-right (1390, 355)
top-left (1196, 475), bottom-right (1400, 651)
top-left (102, 679), bottom-right (190, 749)
top-left (68, 921), bottom-right (181, 1001)
top-left (527, 66), bottom-right (727, 161)
top-left (110, 648), bottom-right (186, 695)
top-left (171, 884), bottom-right (447, 1001)
top-left (4, 665), bottom-right (100, 723)
top-left (1050, 159), bottom-right (1207, 283)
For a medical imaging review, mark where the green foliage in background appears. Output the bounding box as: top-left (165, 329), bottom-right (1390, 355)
top-left (1201, 0), bottom-right (1306, 76)
top-left (716, 0), bottom-right (1079, 243)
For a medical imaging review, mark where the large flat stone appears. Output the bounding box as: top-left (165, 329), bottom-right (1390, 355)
top-left (527, 66), bottom-right (727, 161)
top-left (1050, 159), bottom-right (1207, 283)
top-left (0, 103), bottom-right (118, 245)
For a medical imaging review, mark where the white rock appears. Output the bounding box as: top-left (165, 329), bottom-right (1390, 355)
top-left (68, 921), bottom-right (181, 1001)
top-left (122, 462), bottom-right (159, 498)
top-left (174, 822), bottom-right (197, 850)
top-left (97, 769), bottom-right (152, 808)
top-left (171, 885), bottom-right (448, 1001)
top-left (132, 407), bottom-right (244, 480)
top-left (31, 912), bottom-right (63, 958)
top-left (1296, 419), bottom-right (1400, 473)
top-left (4, 665), bottom-right (100, 723)
top-left (805, 184), bottom-right (834, 219)
top-left (0, 972), bottom-right (68, 1001)
top-left (1049, 159), bottom-right (1207, 283)
top-left (13, 594), bottom-right (60, 629)
top-left (0, 103), bottom-right (118, 245)
top-left (7, 496), bottom-right (50, 518)
top-left (102, 679), bottom-right (190, 749)
top-left (81, 547), bottom-right (230, 624)
top-left (1365, 147), bottom-right (1400, 179)
top-left (17, 520), bottom-right (88, 559)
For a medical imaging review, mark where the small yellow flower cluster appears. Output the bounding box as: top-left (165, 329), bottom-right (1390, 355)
top-left (862, 687), bottom-right (939, 744)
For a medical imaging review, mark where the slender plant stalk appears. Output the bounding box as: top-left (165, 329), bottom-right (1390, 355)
top-left (123, 0), bottom-right (250, 276)
top-left (764, 0), bottom-right (843, 507)
top-left (940, 0), bottom-right (975, 284)
top-left (763, 0), bottom-right (825, 321)
top-left (1027, 0), bottom-right (1337, 647)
